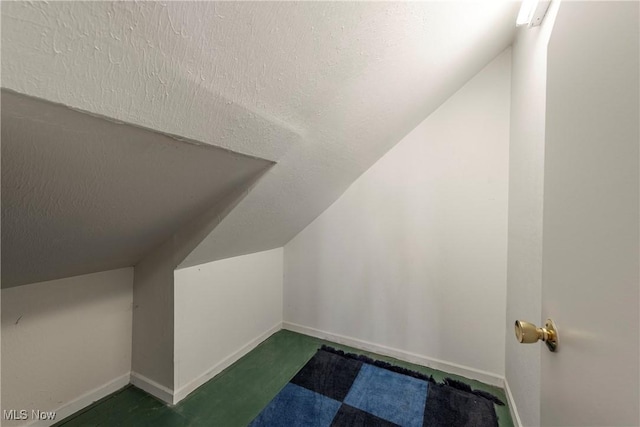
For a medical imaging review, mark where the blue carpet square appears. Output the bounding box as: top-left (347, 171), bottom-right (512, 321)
top-left (330, 404), bottom-right (399, 427)
top-left (343, 364), bottom-right (428, 427)
top-left (291, 350), bottom-right (363, 401)
top-left (249, 383), bottom-right (342, 427)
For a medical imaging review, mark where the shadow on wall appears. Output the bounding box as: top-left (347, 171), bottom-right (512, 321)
top-left (1, 268), bottom-right (134, 326)
top-left (1, 90), bottom-right (275, 289)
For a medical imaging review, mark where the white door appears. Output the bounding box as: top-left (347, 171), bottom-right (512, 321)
top-left (541, 1), bottom-right (639, 426)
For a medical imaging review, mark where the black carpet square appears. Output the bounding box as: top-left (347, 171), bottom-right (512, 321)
top-left (423, 384), bottom-right (498, 427)
top-left (290, 350), bottom-right (363, 401)
top-left (331, 404), bottom-right (400, 427)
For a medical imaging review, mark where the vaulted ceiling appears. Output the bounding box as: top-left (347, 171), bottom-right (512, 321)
top-left (1, 1), bottom-right (519, 283)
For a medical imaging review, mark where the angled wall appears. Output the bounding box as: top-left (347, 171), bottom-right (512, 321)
top-left (283, 50), bottom-right (511, 383)
top-left (131, 169), bottom-right (272, 402)
top-left (1, 91), bottom-right (274, 289)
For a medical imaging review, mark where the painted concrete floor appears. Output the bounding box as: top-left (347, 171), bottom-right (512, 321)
top-left (55, 330), bottom-right (513, 426)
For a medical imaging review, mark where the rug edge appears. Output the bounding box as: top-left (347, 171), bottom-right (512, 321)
top-left (319, 345), bottom-right (505, 406)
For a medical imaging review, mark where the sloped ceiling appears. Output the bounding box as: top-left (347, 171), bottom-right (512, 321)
top-left (1, 2), bottom-right (519, 271)
top-left (1, 91), bottom-right (272, 287)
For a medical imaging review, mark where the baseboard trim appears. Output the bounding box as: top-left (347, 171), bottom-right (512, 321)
top-left (173, 322), bottom-right (283, 404)
top-left (26, 373), bottom-right (131, 427)
top-left (130, 371), bottom-right (174, 405)
top-left (282, 321), bottom-right (504, 388)
top-left (503, 378), bottom-right (523, 427)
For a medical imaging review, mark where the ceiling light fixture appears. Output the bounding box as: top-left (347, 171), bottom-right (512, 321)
top-left (516, 0), bottom-right (551, 27)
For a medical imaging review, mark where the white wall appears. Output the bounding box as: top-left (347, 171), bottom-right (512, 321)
top-left (173, 248), bottom-right (283, 402)
top-left (505, 2), bottom-right (559, 426)
top-left (1, 268), bottom-right (133, 426)
top-left (284, 50), bottom-right (510, 380)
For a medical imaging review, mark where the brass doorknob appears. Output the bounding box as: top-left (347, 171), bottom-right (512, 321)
top-left (514, 319), bottom-right (558, 352)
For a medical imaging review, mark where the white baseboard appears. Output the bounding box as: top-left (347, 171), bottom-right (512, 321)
top-left (282, 321), bottom-right (504, 388)
top-left (173, 322), bottom-right (283, 404)
top-left (130, 371), bottom-right (174, 405)
top-left (26, 373), bottom-right (130, 427)
top-left (67, 323), bottom-right (282, 408)
top-left (503, 378), bottom-right (523, 427)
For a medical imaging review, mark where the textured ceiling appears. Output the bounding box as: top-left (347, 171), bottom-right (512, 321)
top-left (1, 91), bottom-right (272, 287)
top-left (1, 2), bottom-right (519, 270)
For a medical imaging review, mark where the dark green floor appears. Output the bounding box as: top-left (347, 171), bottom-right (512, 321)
top-left (55, 330), bottom-right (513, 426)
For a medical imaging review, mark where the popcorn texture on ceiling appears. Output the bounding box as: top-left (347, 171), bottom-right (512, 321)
top-left (1, 1), bottom-right (519, 278)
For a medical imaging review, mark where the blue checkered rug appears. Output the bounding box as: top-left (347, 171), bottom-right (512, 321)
top-left (250, 346), bottom-right (504, 427)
